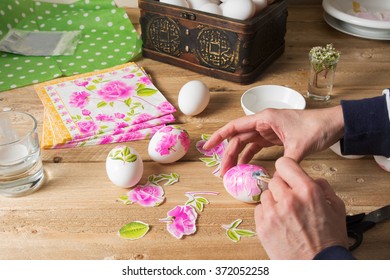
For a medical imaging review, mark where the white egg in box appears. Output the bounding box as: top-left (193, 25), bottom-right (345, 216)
top-left (148, 125), bottom-right (191, 163)
top-left (106, 146), bottom-right (144, 188)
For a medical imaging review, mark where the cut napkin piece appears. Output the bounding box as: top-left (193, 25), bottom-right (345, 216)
top-left (35, 62), bottom-right (176, 149)
top-left (0, 0), bottom-right (142, 92)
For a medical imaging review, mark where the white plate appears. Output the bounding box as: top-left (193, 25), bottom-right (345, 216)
top-left (324, 12), bottom-right (390, 40)
top-left (322, 0), bottom-right (390, 30)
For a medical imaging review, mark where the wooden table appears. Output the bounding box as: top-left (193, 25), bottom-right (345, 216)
top-left (1, 4), bottom-right (389, 260)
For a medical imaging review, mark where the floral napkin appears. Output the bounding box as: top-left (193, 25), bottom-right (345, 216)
top-left (35, 62), bottom-right (176, 149)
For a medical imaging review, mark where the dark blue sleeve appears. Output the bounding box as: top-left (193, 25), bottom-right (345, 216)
top-left (313, 246), bottom-right (356, 260)
top-left (340, 94), bottom-right (390, 157)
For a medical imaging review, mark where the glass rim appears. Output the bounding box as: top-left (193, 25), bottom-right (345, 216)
top-left (0, 110), bottom-right (38, 147)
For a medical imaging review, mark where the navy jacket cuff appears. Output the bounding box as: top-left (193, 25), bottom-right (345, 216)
top-left (313, 246), bottom-right (356, 260)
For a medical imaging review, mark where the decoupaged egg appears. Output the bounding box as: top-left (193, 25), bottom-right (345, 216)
top-left (178, 80), bottom-right (210, 116)
top-left (223, 164), bottom-right (270, 203)
top-left (148, 125), bottom-right (190, 164)
top-left (106, 146), bottom-right (143, 188)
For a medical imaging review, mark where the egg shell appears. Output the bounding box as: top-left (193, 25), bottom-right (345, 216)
top-left (252, 0), bottom-right (268, 14)
top-left (223, 164), bottom-right (269, 203)
top-left (106, 146), bottom-right (144, 188)
top-left (187, 0), bottom-right (210, 9)
top-left (199, 3), bottom-right (223, 15)
top-left (178, 80), bottom-right (210, 116)
top-left (222, 0), bottom-right (255, 21)
top-left (160, 0), bottom-right (190, 8)
top-left (148, 125), bottom-right (191, 164)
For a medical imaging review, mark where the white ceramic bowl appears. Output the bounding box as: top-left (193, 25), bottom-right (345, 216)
top-left (374, 155), bottom-right (390, 172)
top-left (329, 141), bottom-right (364, 159)
top-left (323, 0), bottom-right (390, 30)
top-left (241, 85), bottom-right (306, 115)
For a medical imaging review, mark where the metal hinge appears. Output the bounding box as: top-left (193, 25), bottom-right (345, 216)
top-left (181, 12), bottom-right (196, 20)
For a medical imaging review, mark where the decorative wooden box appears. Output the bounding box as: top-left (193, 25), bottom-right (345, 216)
top-left (139, 0), bottom-right (288, 84)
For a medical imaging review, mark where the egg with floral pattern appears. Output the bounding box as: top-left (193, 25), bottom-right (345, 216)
top-left (148, 125), bottom-right (190, 163)
top-left (223, 164), bottom-right (270, 203)
top-left (106, 146), bottom-right (143, 188)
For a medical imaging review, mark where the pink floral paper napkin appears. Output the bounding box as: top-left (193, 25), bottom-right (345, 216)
top-left (35, 62), bottom-right (176, 149)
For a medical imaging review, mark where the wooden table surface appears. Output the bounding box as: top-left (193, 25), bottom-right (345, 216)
top-left (0, 3), bottom-right (389, 260)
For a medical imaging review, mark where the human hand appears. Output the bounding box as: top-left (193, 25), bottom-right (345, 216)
top-left (255, 157), bottom-right (348, 260)
top-left (203, 106), bottom-right (344, 175)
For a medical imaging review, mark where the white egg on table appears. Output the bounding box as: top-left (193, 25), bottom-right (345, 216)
top-left (106, 146), bottom-right (144, 188)
top-left (222, 0), bottom-right (255, 21)
top-left (223, 164), bottom-right (270, 203)
top-left (148, 125), bottom-right (191, 164)
top-left (178, 80), bottom-right (210, 116)
top-left (160, 0), bottom-right (190, 8)
top-left (199, 3), bottom-right (223, 15)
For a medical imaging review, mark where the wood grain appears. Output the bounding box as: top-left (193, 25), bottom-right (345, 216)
top-left (0, 4), bottom-right (389, 260)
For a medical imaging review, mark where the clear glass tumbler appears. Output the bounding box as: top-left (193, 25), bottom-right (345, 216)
top-left (0, 111), bottom-right (44, 197)
top-left (307, 54), bottom-right (339, 101)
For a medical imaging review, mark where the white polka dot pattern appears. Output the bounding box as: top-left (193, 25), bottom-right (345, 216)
top-left (0, 0), bottom-right (142, 92)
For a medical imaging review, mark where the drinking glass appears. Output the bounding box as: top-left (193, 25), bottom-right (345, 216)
top-left (0, 111), bottom-right (44, 197)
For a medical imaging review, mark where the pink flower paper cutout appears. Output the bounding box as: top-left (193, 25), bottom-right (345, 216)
top-left (196, 134), bottom-right (228, 176)
top-left (160, 205), bottom-right (198, 239)
top-left (155, 133), bottom-right (177, 156)
top-left (117, 173), bottom-right (180, 207)
top-left (127, 184), bottom-right (165, 207)
top-left (179, 131), bottom-right (190, 152)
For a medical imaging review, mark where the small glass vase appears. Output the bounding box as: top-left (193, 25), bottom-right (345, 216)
top-left (307, 54), bottom-right (339, 101)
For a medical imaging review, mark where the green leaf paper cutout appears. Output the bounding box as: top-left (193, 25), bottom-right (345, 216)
top-left (227, 229), bottom-right (240, 243)
top-left (229, 219), bottom-right (242, 229)
top-left (234, 229), bottom-right (256, 237)
top-left (118, 221), bottom-right (150, 240)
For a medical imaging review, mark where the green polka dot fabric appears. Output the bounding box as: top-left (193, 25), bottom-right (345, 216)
top-left (0, 0), bottom-right (142, 92)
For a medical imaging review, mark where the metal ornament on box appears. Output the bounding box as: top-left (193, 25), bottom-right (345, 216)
top-left (139, 0), bottom-right (288, 84)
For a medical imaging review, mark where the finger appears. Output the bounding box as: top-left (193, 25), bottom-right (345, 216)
top-left (254, 203), bottom-right (264, 233)
top-left (267, 176), bottom-right (291, 202)
top-left (260, 189), bottom-right (276, 207)
top-left (238, 140), bottom-right (273, 165)
top-left (283, 148), bottom-right (304, 163)
top-left (314, 178), bottom-right (335, 198)
top-left (238, 143), bottom-right (262, 165)
top-left (315, 178), bottom-right (345, 211)
top-left (219, 131), bottom-right (264, 175)
top-left (203, 115), bottom-right (258, 150)
top-left (274, 157), bottom-right (313, 190)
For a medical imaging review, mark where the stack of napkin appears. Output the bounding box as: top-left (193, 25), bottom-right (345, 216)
top-left (35, 62), bottom-right (176, 149)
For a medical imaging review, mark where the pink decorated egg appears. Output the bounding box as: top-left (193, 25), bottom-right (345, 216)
top-left (223, 164), bottom-right (270, 203)
top-left (148, 125), bottom-right (190, 163)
